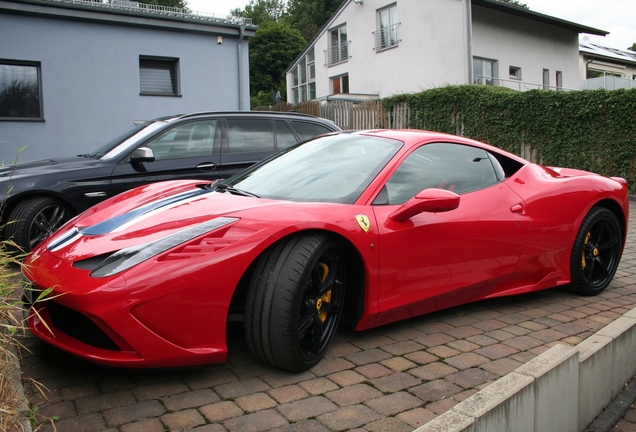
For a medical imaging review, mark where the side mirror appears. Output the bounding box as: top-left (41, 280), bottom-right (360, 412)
top-left (130, 147), bottom-right (155, 163)
top-left (389, 188), bottom-right (460, 223)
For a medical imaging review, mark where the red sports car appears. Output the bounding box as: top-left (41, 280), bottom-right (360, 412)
top-left (23, 130), bottom-right (628, 371)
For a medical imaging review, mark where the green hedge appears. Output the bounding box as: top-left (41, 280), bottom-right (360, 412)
top-left (383, 85), bottom-right (636, 192)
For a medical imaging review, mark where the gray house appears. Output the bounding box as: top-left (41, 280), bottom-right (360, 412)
top-left (0, 0), bottom-right (256, 163)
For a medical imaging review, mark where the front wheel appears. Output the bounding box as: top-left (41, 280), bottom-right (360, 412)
top-left (5, 197), bottom-right (73, 252)
top-left (244, 234), bottom-right (345, 371)
top-left (568, 207), bottom-right (622, 296)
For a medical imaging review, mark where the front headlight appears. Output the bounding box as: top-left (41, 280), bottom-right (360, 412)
top-left (87, 217), bottom-right (239, 278)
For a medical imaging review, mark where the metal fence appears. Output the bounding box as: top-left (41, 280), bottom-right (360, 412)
top-left (580, 76), bottom-right (636, 90)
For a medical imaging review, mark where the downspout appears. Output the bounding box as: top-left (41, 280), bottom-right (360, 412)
top-left (466, 0), bottom-right (473, 84)
top-left (238, 25), bottom-right (246, 110)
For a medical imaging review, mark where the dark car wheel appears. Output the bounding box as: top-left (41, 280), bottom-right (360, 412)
top-left (568, 207), bottom-right (622, 296)
top-left (5, 197), bottom-right (73, 252)
top-left (244, 234), bottom-right (345, 371)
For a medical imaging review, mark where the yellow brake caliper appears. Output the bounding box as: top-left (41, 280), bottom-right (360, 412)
top-left (316, 262), bottom-right (331, 323)
top-left (582, 232), bottom-right (591, 269)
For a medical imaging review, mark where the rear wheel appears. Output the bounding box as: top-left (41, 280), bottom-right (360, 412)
top-left (568, 207), bottom-right (622, 296)
top-left (244, 234), bottom-right (345, 371)
top-left (5, 197), bottom-right (73, 252)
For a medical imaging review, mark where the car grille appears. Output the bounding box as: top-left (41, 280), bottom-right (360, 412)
top-left (48, 301), bottom-right (120, 351)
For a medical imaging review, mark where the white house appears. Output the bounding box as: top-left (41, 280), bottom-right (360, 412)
top-left (285, 0), bottom-right (607, 103)
top-left (579, 40), bottom-right (636, 90)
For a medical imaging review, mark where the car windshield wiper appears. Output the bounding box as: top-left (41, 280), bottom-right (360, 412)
top-left (214, 181), bottom-right (259, 198)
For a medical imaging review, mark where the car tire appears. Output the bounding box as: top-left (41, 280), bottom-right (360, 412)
top-left (5, 197), bottom-right (73, 252)
top-left (244, 234), bottom-right (345, 371)
top-left (568, 207), bottom-right (622, 296)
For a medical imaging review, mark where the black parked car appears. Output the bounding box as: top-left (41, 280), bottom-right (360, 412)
top-left (1, 111), bottom-right (340, 251)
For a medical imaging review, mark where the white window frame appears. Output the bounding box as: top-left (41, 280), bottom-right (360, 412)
top-left (326, 25), bottom-right (348, 66)
top-left (473, 57), bottom-right (498, 85)
top-left (291, 49), bottom-right (316, 103)
top-left (374, 3), bottom-right (399, 52)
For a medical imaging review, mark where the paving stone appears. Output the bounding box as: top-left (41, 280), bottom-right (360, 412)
top-left (298, 377), bottom-right (339, 395)
top-left (214, 377), bottom-right (271, 399)
top-left (345, 348), bottom-right (392, 365)
top-left (503, 335), bottom-right (545, 351)
top-left (325, 383), bottom-right (383, 406)
top-left (409, 379), bottom-right (463, 403)
top-left (190, 424), bottom-right (228, 432)
top-left (309, 357), bottom-right (354, 376)
top-left (162, 389), bottom-right (220, 411)
top-left (445, 367), bottom-right (497, 389)
top-left (426, 345), bottom-right (460, 359)
top-left (404, 350), bottom-right (438, 365)
top-left (268, 384), bottom-right (310, 404)
top-left (235, 392), bottom-right (278, 413)
top-left (382, 340), bottom-right (424, 356)
top-left (396, 407), bottom-right (437, 428)
top-left (120, 418), bottom-right (165, 432)
top-left (199, 400), bottom-right (243, 423)
top-left (224, 409), bottom-right (288, 432)
top-left (40, 412), bottom-right (107, 432)
top-left (269, 419), bottom-right (331, 432)
top-left (365, 391), bottom-right (422, 416)
top-left (413, 332), bottom-right (456, 348)
top-left (355, 362), bottom-right (393, 379)
top-left (409, 362), bottom-right (459, 381)
top-left (381, 356), bottom-right (417, 372)
top-left (326, 370), bottom-right (366, 387)
top-left (317, 404), bottom-right (382, 431)
top-left (364, 417), bottom-right (413, 432)
top-left (446, 339), bottom-right (480, 352)
top-left (75, 390), bottom-right (137, 415)
top-left (370, 372), bottom-right (421, 393)
top-left (185, 369), bottom-right (239, 390)
top-left (103, 400), bottom-right (166, 427)
top-left (352, 334), bottom-right (394, 350)
top-left (161, 409), bottom-right (206, 431)
top-left (474, 343), bottom-right (519, 360)
top-left (133, 380), bottom-right (189, 401)
top-left (261, 371), bottom-right (314, 388)
top-left (444, 352), bottom-right (489, 369)
top-left (276, 396), bottom-right (338, 422)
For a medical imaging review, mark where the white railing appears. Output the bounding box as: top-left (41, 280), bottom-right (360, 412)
top-left (45, 0), bottom-right (252, 25)
top-left (580, 76), bottom-right (636, 90)
top-left (474, 76), bottom-right (575, 91)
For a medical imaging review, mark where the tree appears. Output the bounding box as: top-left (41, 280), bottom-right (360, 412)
top-left (628, 42), bottom-right (636, 51)
top-left (231, 0), bottom-right (288, 26)
top-left (248, 21), bottom-right (306, 104)
top-left (286, 0), bottom-right (344, 42)
top-left (496, 0), bottom-right (529, 8)
top-left (136, 0), bottom-right (188, 9)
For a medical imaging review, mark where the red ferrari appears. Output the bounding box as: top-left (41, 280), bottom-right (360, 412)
top-left (23, 130), bottom-right (628, 371)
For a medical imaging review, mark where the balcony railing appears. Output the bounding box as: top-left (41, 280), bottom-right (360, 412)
top-left (373, 23), bottom-right (401, 51)
top-left (324, 42), bottom-right (350, 67)
top-left (474, 76), bottom-right (575, 91)
top-left (580, 76), bottom-right (636, 90)
top-left (44, 0), bottom-right (252, 25)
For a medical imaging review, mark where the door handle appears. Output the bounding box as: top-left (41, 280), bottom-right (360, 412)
top-left (196, 162), bottom-right (217, 170)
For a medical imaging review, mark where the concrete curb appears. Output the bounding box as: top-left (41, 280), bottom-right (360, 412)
top-left (413, 306), bottom-right (636, 432)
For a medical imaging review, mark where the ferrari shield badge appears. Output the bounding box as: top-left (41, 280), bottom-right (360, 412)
top-left (355, 214), bottom-right (370, 233)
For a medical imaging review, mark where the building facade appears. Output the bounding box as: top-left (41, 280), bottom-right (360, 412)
top-left (286, 0), bottom-right (607, 103)
top-left (0, 0), bottom-right (256, 163)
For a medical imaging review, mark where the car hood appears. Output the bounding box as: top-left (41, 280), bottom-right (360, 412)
top-left (39, 180), bottom-right (297, 262)
top-left (0, 156), bottom-right (102, 180)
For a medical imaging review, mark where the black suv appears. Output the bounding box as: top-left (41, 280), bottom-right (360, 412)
top-left (0, 111), bottom-right (340, 251)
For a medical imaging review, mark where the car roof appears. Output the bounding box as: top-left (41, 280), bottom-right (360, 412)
top-left (175, 111), bottom-right (334, 123)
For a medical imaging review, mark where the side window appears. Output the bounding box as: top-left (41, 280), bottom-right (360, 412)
top-left (291, 121), bottom-right (333, 142)
top-left (0, 60), bottom-right (43, 120)
top-left (378, 143), bottom-right (500, 205)
top-left (274, 120), bottom-right (298, 149)
top-left (226, 119), bottom-right (275, 154)
top-left (145, 121), bottom-right (216, 160)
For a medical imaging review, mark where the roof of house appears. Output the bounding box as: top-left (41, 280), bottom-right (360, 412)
top-left (286, 0), bottom-right (609, 74)
top-left (580, 41), bottom-right (636, 66)
top-left (0, 0), bottom-right (257, 34)
top-left (472, 0), bottom-right (607, 36)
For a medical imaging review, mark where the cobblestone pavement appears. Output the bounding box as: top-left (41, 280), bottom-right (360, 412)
top-left (21, 201), bottom-right (636, 432)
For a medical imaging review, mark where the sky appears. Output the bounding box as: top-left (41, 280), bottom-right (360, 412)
top-left (186, 0), bottom-right (635, 51)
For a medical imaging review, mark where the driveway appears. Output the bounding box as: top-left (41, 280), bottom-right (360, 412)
top-left (21, 201), bottom-right (636, 432)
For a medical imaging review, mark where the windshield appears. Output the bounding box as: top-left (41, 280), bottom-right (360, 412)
top-left (85, 119), bottom-right (174, 160)
top-left (224, 133), bottom-right (402, 204)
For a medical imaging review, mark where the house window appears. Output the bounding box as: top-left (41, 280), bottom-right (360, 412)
top-left (556, 71), bottom-right (562, 90)
top-left (326, 25), bottom-right (348, 66)
top-left (543, 68), bottom-right (550, 90)
top-left (374, 4), bottom-right (399, 51)
top-left (509, 66), bottom-right (521, 80)
top-left (0, 60), bottom-right (42, 120)
top-left (473, 57), bottom-right (497, 85)
top-left (331, 74), bottom-right (349, 94)
top-left (139, 56), bottom-right (180, 96)
top-left (291, 49), bottom-right (316, 103)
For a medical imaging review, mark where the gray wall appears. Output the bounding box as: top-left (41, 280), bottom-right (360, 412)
top-left (0, 2), bottom-right (252, 163)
